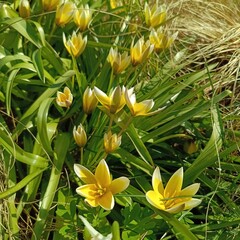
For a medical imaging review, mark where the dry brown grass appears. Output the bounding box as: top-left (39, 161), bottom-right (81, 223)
top-left (163, 0), bottom-right (240, 121)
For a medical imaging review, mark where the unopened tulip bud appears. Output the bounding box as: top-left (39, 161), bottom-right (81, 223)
top-left (183, 141), bottom-right (198, 154)
top-left (55, 1), bottom-right (75, 27)
top-left (42, 0), bottom-right (60, 11)
top-left (74, 4), bottom-right (92, 31)
top-left (73, 124), bottom-right (87, 148)
top-left (19, 0), bottom-right (30, 18)
top-left (107, 48), bottom-right (131, 74)
top-left (104, 131), bottom-right (121, 153)
top-left (83, 87), bottom-right (98, 114)
top-left (130, 37), bottom-right (154, 66)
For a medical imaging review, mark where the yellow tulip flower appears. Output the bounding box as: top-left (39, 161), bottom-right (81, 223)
top-left (146, 167), bottom-right (201, 214)
top-left (130, 37), bottom-right (154, 66)
top-left (74, 159), bottom-right (130, 210)
top-left (63, 31), bottom-right (87, 57)
top-left (42, 0), bottom-right (60, 11)
top-left (94, 86), bottom-right (126, 114)
top-left (149, 28), bottom-right (178, 53)
top-left (125, 88), bottom-right (154, 116)
top-left (19, 0), bottom-right (30, 18)
top-left (107, 47), bottom-right (131, 74)
top-left (74, 4), bottom-right (92, 31)
top-left (56, 86), bottom-right (73, 108)
top-left (55, 1), bottom-right (75, 27)
top-left (104, 131), bottom-right (121, 154)
top-left (73, 124), bottom-right (87, 148)
top-left (83, 87), bottom-right (98, 114)
top-left (144, 2), bottom-right (166, 28)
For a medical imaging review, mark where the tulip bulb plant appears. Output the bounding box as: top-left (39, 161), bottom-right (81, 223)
top-left (3, 1), bottom-right (225, 240)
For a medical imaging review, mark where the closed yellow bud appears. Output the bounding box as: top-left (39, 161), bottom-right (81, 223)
top-left (55, 1), bottom-right (75, 27)
top-left (56, 86), bottom-right (73, 108)
top-left (104, 131), bottom-right (121, 154)
top-left (19, 0), bottom-right (30, 18)
top-left (144, 2), bottom-right (166, 28)
top-left (107, 48), bottom-right (131, 74)
top-left (42, 0), bottom-right (60, 11)
top-left (73, 124), bottom-right (87, 148)
top-left (83, 87), bottom-right (98, 114)
top-left (74, 4), bottom-right (92, 31)
top-left (130, 37), bottom-right (154, 66)
top-left (183, 141), bottom-right (198, 155)
top-left (63, 31), bottom-right (87, 57)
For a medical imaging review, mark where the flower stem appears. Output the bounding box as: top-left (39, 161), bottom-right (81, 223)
top-left (80, 147), bottom-right (84, 165)
top-left (118, 115), bottom-right (133, 137)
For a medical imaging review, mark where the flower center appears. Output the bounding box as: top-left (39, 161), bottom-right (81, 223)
top-left (95, 187), bottom-right (107, 197)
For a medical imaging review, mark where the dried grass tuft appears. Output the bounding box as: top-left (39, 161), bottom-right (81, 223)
top-left (165, 0), bottom-right (240, 120)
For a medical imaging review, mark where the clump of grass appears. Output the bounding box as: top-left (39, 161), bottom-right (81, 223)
top-left (168, 0), bottom-right (240, 91)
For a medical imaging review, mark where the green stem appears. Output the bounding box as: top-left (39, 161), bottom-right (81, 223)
top-left (155, 210), bottom-right (198, 240)
top-left (108, 114), bottom-right (114, 131)
top-left (72, 56), bottom-right (83, 95)
top-left (47, 22), bottom-right (57, 43)
top-left (118, 115), bottom-right (133, 137)
top-left (80, 147), bottom-right (84, 165)
top-left (108, 69), bottom-right (114, 93)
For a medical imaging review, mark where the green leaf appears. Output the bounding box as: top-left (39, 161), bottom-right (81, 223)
top-left (37, 98), bottom-right (55, 155)
top-left (1, 17), bottom-right (44, 48)
top-left (126, 124), bottom-right (154, 167)
top-left (184, 106), bottom-right (223, 184)
top-left (32, 49), bottom-right (45, 83)
top-left (0, 128), bottom-right (49, 168)
top-left (0, 168), bottom-right (47, 199)
top-left (6, 69), bottom-right (19, 115)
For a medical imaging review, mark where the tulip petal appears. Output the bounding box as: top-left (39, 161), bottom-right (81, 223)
top-left (152, 167), bottom-right (164, 196)
top-left (98, 191), bottom-right (114, 210)
top-left (76, 184), bottom-right (98, 198)
top-left (74, 164), bottom-right (96, 184)
top-left (165, 204), bottom-right (185, 214)
top-left (146, 190), bottom-right (165, 210)
top-left (184, 198), bottom-right (202, 210)
top-left (85, 198), bottom-right (99, 208)
top-left (180, 183), bottom-right (200, 197)
top-left (164, 167), bottom-right (183, 198)
top-left (109, 177), bottom-right (130, 194)
top-left (133, 99), bottom-right (154, 116)
top-left (95, 159), bottom-right (111, 188)
top-left (94, 87), bottom-right (110, 108)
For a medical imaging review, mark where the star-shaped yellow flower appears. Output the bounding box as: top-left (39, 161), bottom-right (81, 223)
top-left (107, 47), bottom-right (131, 74)
top-left (146, 167), bottom-right (201, 214)
top-left (125, 88), bottom-right (154, 116)
top-left (63, 31), bottom-right (87, 58)
top-left (55, 1), bottom-right (75, 27)
top-left (74, 159), bottom-right (130, 210)
top-left (104, 131), bottom-right (121, 154)
top-left (74, 4), bottom-right (92, 31)
top-left (130, 37), bottom-right (154, 66)
top-left (94, 86), bottom-right (126, 114)
top-left (56, 86), bottom-right (73, 108)
top-left (144, 2), bottom-right (166, 28)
